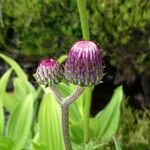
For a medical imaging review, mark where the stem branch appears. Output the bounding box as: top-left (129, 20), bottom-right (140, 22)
top-left (51, 85), bottom-right (85, 150)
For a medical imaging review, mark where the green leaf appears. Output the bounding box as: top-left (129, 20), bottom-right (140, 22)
top-left (0, 100), bottom-right (4, 135)
top-left (0, 69), bottom-right (12, 135)
top-left (2, 93), bottom-right (19, 113)
top-left (89, 118), bottom-right (99, 139)
top-left (0, 69), bottom-right (12, 94)
top-left (6, 94), bottom-right (34, 150)
top-left (0, 53), bottom-right (27, 80)
top-left (70, 123), bottom-right (83, 144)
top-left (32, 142), bottom-right (47, 150)
top-left (95, 86), bottom-right (123, 140)
top-left (38, 89), bottom-right (64, 150)
top-left (0, 136), bottom-right (14, 150)
top-left (13, 77), bottom-right (36, 101)
top-left (113, 136), bottom-right (122, 150)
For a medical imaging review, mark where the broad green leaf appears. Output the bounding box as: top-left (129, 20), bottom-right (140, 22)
top-left (0, 136), bottom-right (14, 150)
top-left (89, 118), bottom-right (99, 139)
top-left (95, 86), bottom-right (123, 140)
top-left (0, 53), bottom-right (27, 80)
top-left (70, 123), bottom-right (83, 144)
top-left (13, 77), bottom-right (36, 101)
top-left (6, 94), bottom-right (34, 150)
top-left (38, 89), bottom-right (64, 150)
top-left (0, 69), bottom-right (12, 134)
top-left (2, 93), bottom-right (19, 113)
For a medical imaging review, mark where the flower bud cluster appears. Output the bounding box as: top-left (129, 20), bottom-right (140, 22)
top-left (35, 40), bottom-right (103, 87)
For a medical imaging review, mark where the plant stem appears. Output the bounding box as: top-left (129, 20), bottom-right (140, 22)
top-left (61, 105), bottom-right (72, 150)
top-left (51, 86), bottom-right (85, 150)
top-left (83, 87), bottom-right (93, 143)
top-left (76, 0), bottom-right (90, 40)
top-left (76, 0), bottom-right (93, 143)
top-left (62, 86), bottom-right (85, 106)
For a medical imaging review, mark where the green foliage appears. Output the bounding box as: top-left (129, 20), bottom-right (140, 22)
top-left (0, 53), bottom-right (27, 80)
top-left (117, 101), bottom-right (150, 150)
top-left (89, 0), bottom-right (150, 73)
top-left (0, 0), bottom-right (79, 56)
top-left (58, 83), bottom-right (123, 149)
top-left (6, 94), bottom-right (34, 150)
top-left (0, 53), bottom-right (39, 149)
top-left (0, 136), bottom-right (14, 150)
top-left (37, 90), bottom-right (64, 150)
top-left (0, 53), bottom-right (124, 149)
top-left (95, 86), bottom-right (123, 140)
top-left (0, 69), bottom-right (12, 135)
top-left (0, 0), bottom-right (149, 74)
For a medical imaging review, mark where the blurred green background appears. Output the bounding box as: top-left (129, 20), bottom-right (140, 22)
top-left (0, 0), bottom-right (149, 76)
top-left (0, 0), bottom-right (150, 149)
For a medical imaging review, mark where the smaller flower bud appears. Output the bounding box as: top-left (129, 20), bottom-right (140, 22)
top-left (65, 40), bottom-right (103, 86)
top-left (34, 58), bottom-right (63, 86)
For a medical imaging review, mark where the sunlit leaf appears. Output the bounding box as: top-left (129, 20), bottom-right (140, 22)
top-left (95, 86), bottom-right (123, 140)
top-left (2, 93), bottom-right (19, 113)
top-left (6, 94), bottom-right (34, 150)
top-left (0, 136), bottom-right (14, 150)
top-left (38, 89), bottom-right (64, 150)
top-left (70, 123), bottom-right (83, 144)
top-left (0, 69), bottom-right (12, 135)
top-left (0, 53), bottom-right (27, 80)
top-left (13, 77), bottom-right (36, 101)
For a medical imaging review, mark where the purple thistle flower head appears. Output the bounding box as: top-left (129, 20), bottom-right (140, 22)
top-left (64, 40), bottom-right (103, 86)
top-left (34, 58), bottom-right (63, 86)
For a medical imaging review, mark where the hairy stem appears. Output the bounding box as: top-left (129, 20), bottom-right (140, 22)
top-left (76, 0), bottom-right (90, 40)
top-left (61, 105), bottom-right (72, 150)
top-left (51, 85), bottom-right (85, 150)
top-left (62, 86), bottom-right (85, 106)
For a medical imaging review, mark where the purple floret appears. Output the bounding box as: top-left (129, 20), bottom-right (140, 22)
top-left (64, 40), bottom-right (103, 86)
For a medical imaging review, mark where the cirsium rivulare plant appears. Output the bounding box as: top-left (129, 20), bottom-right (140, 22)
top-left (34, 40), bottom-right (104, 150)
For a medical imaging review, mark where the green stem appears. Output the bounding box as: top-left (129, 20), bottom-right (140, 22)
top-left (76, 0), bottom-right (90, 40)
top-left (76, 0), bottom-right (93, 143)
top-left (83, 87), bottom-right (93, 143)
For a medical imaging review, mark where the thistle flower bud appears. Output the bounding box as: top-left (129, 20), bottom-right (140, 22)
top-left (34, 58), bottom-right (63, 86)
top-left (65, 40), bottom-right (103, 86)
